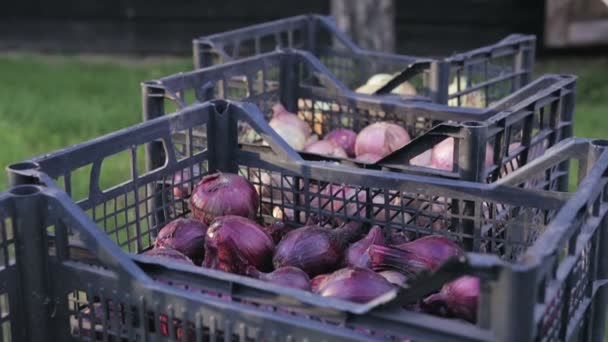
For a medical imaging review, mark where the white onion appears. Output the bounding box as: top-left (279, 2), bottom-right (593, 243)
top-left (430, 138), bottom-right (494, 171)
top-left (269, 104), bottom-right (312, 150)
top-left (410, 149), bottom-right (432, 166)
top-left (355, 122), bottom-right (411, 158)
top-left (304, 140), bottom-right (348, 158)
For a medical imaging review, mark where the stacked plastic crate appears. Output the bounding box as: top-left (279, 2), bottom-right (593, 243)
top-left (0, 14), bottom-right (605, 342)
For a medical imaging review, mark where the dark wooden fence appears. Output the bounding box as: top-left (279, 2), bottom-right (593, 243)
top-left (0, 0), bottom-right (544, 56)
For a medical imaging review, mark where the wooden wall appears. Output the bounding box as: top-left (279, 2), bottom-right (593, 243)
top-left (1, 0), bottom-right (544, 56)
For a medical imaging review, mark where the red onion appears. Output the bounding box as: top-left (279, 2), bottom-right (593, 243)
top-left (172, 165), bottom-right (200, 198)
top-left (203, 215), bottom-right (275, 274)
top-left (355, 122), bottom-right (411, 158)
top-left (310, 273), bottom-right (330, 293)
top-left (422, 276), bottom-right (479, 323)
top-left (345, 226), bottom-right (384, 268)
top-left (143, 247), bottom-right (194, 265)
top-left (273, 222), bottom-right (363, 277)
top-left (430, 138), bottom-right (494, 171)
top-left (304, 140), bottom-right (348, 158)
top-left (262, 221), bottom-right (295, 244)
top-left (269, 103), bottom-right (312, 150)
top-left (356, 153), bottom-right (382, 163)
top-left (378, 270), bottom-right (408, 286)
top-left (369, 235), bottom-right (465, 277)
top-left (316, 267), bottom-right (395, 303)
top-left (325, 128), bottom-right (357, 157)
top-left (246, 266), bottom-right (311, 291)
top-left (190, 172), bottom-right (259, 225)
top-left (154, 218), bottom-right (208, 265)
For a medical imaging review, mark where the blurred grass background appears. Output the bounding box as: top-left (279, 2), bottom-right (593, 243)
top-left (0, 53), bottom-right (606, 196)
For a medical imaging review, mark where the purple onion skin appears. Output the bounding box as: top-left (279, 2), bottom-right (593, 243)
top-left (273, 222), bottom-right (363, 277)
top-left (389, 230), bottom-right (411, 245)
top-left (263, 221), bottom-right (295, 244)
top-left (310, 273), bottom-right (330, 293)
top-left (203, 215), bottom-right (275, 275)
top-left (172, 165), bottom-right (200, 199)
top-left (155, 218), bottom-right (208, 265)
top-left (317, 267), bottom-right (395, 303)
top-left (422, 276), bottom-right (480, 323)
top-left (396, 235), bottom-right (465, 269)
top-left (246, 266), bottom-right (311, 291)
top-left (378, 270), bottom-right (408, 286)
top-left (325, 128), bottom-right (357, 158)
top-left (369, 235), bottom-right (465, 277)
top-left (143, 247), bottom-right (194, 265)
top-left (190, 173), bottom-right (259, 225)
top-left (345, 226), bottom-right (384, 268)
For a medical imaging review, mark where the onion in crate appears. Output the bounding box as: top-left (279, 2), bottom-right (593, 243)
top-left (355, 122), bottom-right (411, 158)
top-left (316, 267), bottom-right (395, 303)
top-left (269, 103), bottom-right (312, 150)
top-left (430, 138), bottom-right (494, 171)
top-left (171, 165), bottom-right (200, 199)
top-left (273, 222), bottom-right (363, 277)
top-left (190, 172), bottom-right (259, 225)
top-left (154, 218), bottom-right (208, 265)
top-left (203, 215), bottom-right (275, 274)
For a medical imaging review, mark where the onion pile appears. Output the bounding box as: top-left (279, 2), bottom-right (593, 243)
top-left (141, 171), bottom-right (477, 321)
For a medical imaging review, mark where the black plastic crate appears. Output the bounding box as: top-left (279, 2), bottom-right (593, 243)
top-left (192, 14), bottom-right (536, 107)
top-left (7, 100), bottom-right (607, 341)
top-left (144, 50), bottom-right (574, 184)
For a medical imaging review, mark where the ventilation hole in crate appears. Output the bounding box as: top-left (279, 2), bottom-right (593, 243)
top-left (163, 98), bottom-right (180, 115)
top-left (569, 159), bottom-right (580, 192)
top-left (174, 125), bottom-right (207, 160)
top-left (225, 74), bottom-right (250, 100)
top-left (135, 144), bottom-right (163, 178)
top-left (1, 321), bottom-right (10, 342)
top-left (0, 293), bottom-right (9, 320)
top-left (54, 175), bottom-right (66, 193)
top-left (259, 34), bottom-right (278, 54)
top-left (99, 150), bottom-right (133, 192)
top-left (3, 218), bottom-right (11, 242)
top-left (6, 244), bottom-right (14, 267)
top-left (70, 164), bottom-right (93, 203)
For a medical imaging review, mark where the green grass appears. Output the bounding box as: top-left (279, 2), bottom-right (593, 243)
top-left (0, 53), bottom-right (191, 195)
top-left (535, 57), bottom-right (608, 139)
